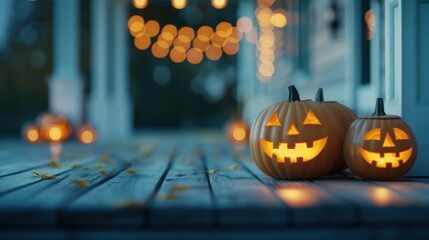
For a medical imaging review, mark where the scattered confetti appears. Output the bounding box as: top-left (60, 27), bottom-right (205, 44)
top-left (208, 169), bottom-right (220, 174)
top-left (157, 193), bottom-right (177, 200)
top-left (226, 164), bottom-right (241, 170)
top-left (170, 185), bottom-right (191, 192)
top-left (113, 200), bottom-right (144, 209)
top-left (72, 179), bottom-right (89, 186)
top-left (49, 160), bottom-right (61, 167)
top-left (99, 170), bottom-right (110, 175)
top-left (127, 170), bottom-right (137, 175)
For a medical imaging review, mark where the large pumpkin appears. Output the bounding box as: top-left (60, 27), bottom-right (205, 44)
top-left (315, 88), bottom-right (357, 173)
top-left (250, 85), bottom-right (342, 179)
top-left (344, 98), bottom-right (417, 180)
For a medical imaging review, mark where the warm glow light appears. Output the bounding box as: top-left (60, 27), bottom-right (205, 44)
top-left (48, 126), bottom-right (63, 142)
top-left (257, 71), bottom-right (271, 83)
top-left (128, 15), bottom-right (144, 34)
top-left (359, 147), bottom-right (413, 168)
top-left (303, 110), bottom-right (321, 125)
top-left (178, 27), bottom-right (195, 43)
top-left (152, 42), bottom-right (170, 58)
top-left (27, 129), bottom-right (39, 142)
top-left (227, 27), bottom-right (243, 43)
top-left (232, 127), bottom-right (246, 141)
top-left (174, 38), bottom-right (191, 52)
top-left (257, 0), bottom-right (275, 7)
top-left (170, 47), bottom-right (187, 63)
top-left (258, 62), bottom-right (275, 76)
top-left (256, 7), bottom-right (273, 27)
top-left (133, 0), bottom-right (148, 9)
top-left (245, 27), bottom-right (258, 44)
top-left (134, 34), bottom-right (151, 50)
top-left (237, 17), bottom-right (253, 33)
top-left (211, 0), bottom-right (227, 9)
top-left (197, 26), bottom-right (214, 41)
top-left (286, 122), bottom-right (300, 136)
top-left (78, 125), bottom-right (97, 144)
top-left (205, 45), bottom-right (222, 60)
top-left (265, 112), bottom-right (281, 127)
top-left (259, 51), bottom-right (275, 63)
top-left (277, 188), bottom-right (319, 207)
top-left (187, 48), bottom-right (203, 64)
top-left (216, 22), bottom-right (233, 38)
top-left (193, 37), bottom-right (210, 52)
top-left (223, 40), bottom-right (239, 55)
top-left (161, 24), bottom-right (178, 41)
top-left (370, 187), bottom-right (395, 207)
top-left (211, 32), bottom-right (227, 48)
top-left (271, 9), bottom-right (287, 28)
top-left (259, 137), bottom-right (328, 163)
top-left (144, 20), bottom-right (160, 37)
top-left (172, 0), bottom-right (187, 9)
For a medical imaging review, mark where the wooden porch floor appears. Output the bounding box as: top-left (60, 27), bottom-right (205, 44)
top-left (1, 132), bottom-right (429, 240)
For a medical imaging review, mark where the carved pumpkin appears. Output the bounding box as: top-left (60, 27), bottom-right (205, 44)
top-left (344, 98), bottom-right (417, 180)
top-left (315, 88), bottom-right (357, 173)
top-left (250, 85), bottom-right (342, 179)
top-left (225, 119), bottom-right (250, 146)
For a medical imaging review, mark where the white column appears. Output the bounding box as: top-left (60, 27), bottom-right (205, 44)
top-left (88, 0), bottom-right (110, 140)
top-left (111, 0), bottom-right (132, 138)
top-left (49, 0), bottom-right (82, 129)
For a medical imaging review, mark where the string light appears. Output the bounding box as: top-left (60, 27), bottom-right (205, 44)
top-left (133, 0), bottom-right (148, 9)
top-left (172, 0), bottom-right (187, 9)
top-left (211, 0), bottom-right (228, 9)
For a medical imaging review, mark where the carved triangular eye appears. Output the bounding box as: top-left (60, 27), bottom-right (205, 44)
top-left (393, 128), bottom-right (409, 140)
top-left (303, 110), bottom-right (321, 125)
top-left (364, 128), bottom-right (381, 141)
top-left (265, 112), bottom-right (281, 127)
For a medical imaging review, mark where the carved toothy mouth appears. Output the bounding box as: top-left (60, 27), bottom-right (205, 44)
top-left (359, 147), bottom-right (413, 168)
top-left (259, 137), bottom-right (328, 163)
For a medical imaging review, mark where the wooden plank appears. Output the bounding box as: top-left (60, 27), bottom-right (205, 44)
top-left (62, 141), bottom-right (175, 227)
top-left (0, 147), bottom-right (133, 227)
top-left (204, 144), bottom-right (288, 226)
top-left (148, 140), bottom-right (214, 227)
top-left (236, 151), bottom-right (356, 225)
top-left (315, 178), bottom-right (429, 224)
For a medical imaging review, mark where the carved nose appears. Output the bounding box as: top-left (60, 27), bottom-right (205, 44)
top-left (383, 132), bottom-right (396, 147)
top-left (287, 122), bottom-right (300, 136)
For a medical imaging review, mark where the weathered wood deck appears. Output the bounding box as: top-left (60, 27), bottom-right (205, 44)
top-left (1, 132), bottom-right (429, 240)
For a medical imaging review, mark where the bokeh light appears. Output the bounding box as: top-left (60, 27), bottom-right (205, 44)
top-left (172, 0), bottom-right (187, 9)
top-left (211, 0), bottom-right (227, 9)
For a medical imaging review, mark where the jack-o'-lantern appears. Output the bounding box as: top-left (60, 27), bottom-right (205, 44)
top-left (315, 88), bottom-right (357, 173)
top-left (250, 85), bottom-right (342, 179)
top-left (344, 98), bottom-right (417, 180)
top-left (225, 119), bottom-right (250, 146)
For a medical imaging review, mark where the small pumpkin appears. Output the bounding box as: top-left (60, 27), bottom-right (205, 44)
top-left (250, 85), bottom-right (342, 179)
top-left (315, 88), bottom-right (357, 173)
top-left (225, 119), bottom-right (250, 146)
top-left (344, 98), bottom-right (417, 180)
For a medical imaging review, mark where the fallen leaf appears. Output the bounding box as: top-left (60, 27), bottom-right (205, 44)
top-left (32, 172), bottom-right (47, 177)
top-left (208, 169), bottom-right (220, 174)
top-left (113, 200), bottom-right (144, 209)
top-left (93, 164), bottom-right (105, 169)
top-left (170, 185), bottom-right (191, 192)
top-left (40, 175), bottom-right (58, 180)
top-left (49, 160), bottom-right (61, 167)
top-left (72, 179), bottom-right (89, 186)
top-left (157, 193), bottom-right (177, 200)
top-left (226, 164), bottom-right (241, 170)
top-left (71, 162), bottom-right (81, 168)
top-left (99, 170), bottom-right (110, 175)
top-left (127, 170), bottom-right (137, 175)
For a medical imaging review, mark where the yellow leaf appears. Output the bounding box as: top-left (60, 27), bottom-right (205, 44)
top-left (99, 170), bottom-right (110, 175)
top-left (113, 200), bottom-right (144, 209)
top-left (71, 162), bottom-right (81, 168)
top-left (40, 175), bottom-right (58, 180)
top-left (157, 193), bottom-right (177, 200)
top-left (127, 170), bottom-right (137, 175)
top-left (72, 179), bottom-right (89, 186)
top-left (170, 185), bottom-right (191, 192)
top-left (208, 169), bottom-right (220, 174)
top-left (226, 164), bottom-right (241, 170)
top-left (32, 172), bottom-right (47, 177)
top-left (93, 164), bottom-right (105, 169)
top-left (49, 160), bottom-right (61, 167)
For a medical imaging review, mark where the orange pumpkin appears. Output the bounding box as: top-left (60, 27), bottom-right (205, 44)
top-left (315, 88), bottom-right (357, 173)
top-left (344, 98), bottom-right (417, 180)
top-left (250, 85), bottom-right (342, 179)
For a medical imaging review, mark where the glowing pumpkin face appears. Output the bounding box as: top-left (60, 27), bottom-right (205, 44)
top-left (344, 98), bottom-right (418, 180)
top-left (250, 86), bottom-right (342, 180)
top-left (259, 110), bottom-right (328, 163)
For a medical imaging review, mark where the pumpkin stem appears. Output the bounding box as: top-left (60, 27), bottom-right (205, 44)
top-left (372, 98), bottom-right (387, 116)
top-left (288, 85), bottom-right (301, 101)
top-left (315, 88), bottom-right (324, 102)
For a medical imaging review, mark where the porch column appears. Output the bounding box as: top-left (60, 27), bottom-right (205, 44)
top-left (49, 0), bottom-right (82, 129)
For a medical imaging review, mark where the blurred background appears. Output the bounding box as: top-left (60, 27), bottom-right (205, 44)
top-left (0, 0), bottom-right (385, 140)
